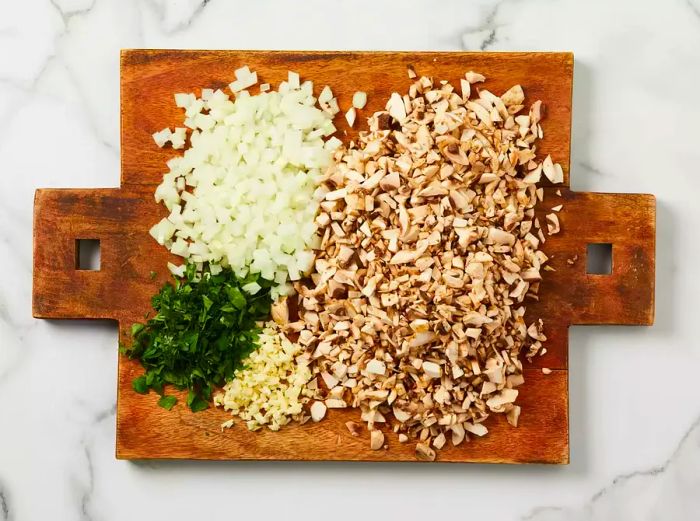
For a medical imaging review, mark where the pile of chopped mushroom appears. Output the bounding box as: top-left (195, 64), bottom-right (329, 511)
top-left (285, 71), bottom-right (564, 460)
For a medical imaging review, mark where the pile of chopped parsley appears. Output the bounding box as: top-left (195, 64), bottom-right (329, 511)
top-left (125, 263), bottom-right (272, 412)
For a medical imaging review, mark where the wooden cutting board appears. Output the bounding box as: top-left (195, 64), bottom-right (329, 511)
top-left (32, 50), bottom-right (655, 463)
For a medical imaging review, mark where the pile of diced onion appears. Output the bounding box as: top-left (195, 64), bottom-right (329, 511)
top-left (150, 67), bottom-right (343, 298)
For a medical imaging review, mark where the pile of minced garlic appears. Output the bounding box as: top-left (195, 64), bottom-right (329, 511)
top-left (214, 322), bottom-right (313, 431)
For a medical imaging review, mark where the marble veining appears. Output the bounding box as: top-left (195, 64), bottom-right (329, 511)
top-left (0, 481), bottom-right (9, 521)
top-left (461, 1), bottom-right (502, 51)
top-left (523, 415), bottom-right (700, 520)
top-left (141, 0), bottom-right (212, 35)
top-left (49, 0), bottom-right (97, 27)
top-left (1, 0), bottom-right (699, 520)
top-left (78, 445), bottom-right (95, 521)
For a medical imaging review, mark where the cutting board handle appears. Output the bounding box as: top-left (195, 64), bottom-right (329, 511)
top-left (33, 188), bottom-right (128, 321)
top-left (561, 191), bottom-right (656, 325)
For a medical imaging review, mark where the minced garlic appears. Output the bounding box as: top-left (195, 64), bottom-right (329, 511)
top-left (215, 322), bottom-right (313, 431)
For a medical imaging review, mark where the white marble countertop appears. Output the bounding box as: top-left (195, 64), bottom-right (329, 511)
top-left (2, 0), bottom-right (699, 519)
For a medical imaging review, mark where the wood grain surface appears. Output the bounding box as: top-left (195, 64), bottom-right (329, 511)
top-left (32, 50), bottom-right (655, 463)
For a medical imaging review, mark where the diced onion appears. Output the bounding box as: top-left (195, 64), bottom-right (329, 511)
top-left (345, 107), bottom-right (356, 127)
top-left (318, 86), bottom-right (333, 103)
top-left (242, 282), bottom-right (261, 295)
top-left (170, 127), bottom-right (187, 149)
top-left (352, 91), bottom-right (367, 109)
top-left (287, 71), bottom-right (300, 90)
top-left (229, 65), bottom-right (258, 92)
top-left (167, 262), bottom-right (185, 277)
top-left (152, 68), bottom-right (336, 298)
top-left (152, 128), bottom-right (172, 148)
top-left (174, 93), bottom-right (195, 108)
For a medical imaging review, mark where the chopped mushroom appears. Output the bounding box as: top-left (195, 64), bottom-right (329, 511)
top-left (387, 92), bottom-right (407, 122)
top-left (415, 443), bottom-right (436, 461)
top-left (346, 421), bottom-right (362, 436)
top-left (366, 359), bottom-right (386, 375)
top-left (465, 71), bottom-right (485, 83)
top-left (542, 155), bottom-right (564, 184)
top-left (433, 432), bottom-right (447, 450)
top-left (506, 405), bottom-right (521, 427)
top-left (451, 424), bottom-right (466, 446)
top-left (271, 298), bottom-right (289, 325)
top-left (310, 401), bottom-right (327, 422)
top-left (294, 71), bottom-right (552, 459)
top-left (370, 430), bottom-right (385, 450)
top-left (546, 213), bottom-right (561, 235)
top-left (393, 407), bottom-right (412, 423)
top-left (464, 422), bottom-right (488, 436)
top-left (501, 84), bottom-right (525, 106)
top-left (422, 361), bottom-right (442, 379)
top-left (379, 171), bottom-right (401, 191)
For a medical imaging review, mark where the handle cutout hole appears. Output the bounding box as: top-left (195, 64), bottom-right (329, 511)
top-left (586, 243), bottom-right (612, 275)
top-left (75, 239), bottom-right (101, 271)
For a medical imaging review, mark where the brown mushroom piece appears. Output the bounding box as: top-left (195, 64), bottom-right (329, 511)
top-left (271, 298), bottom-right (289, 325)
top-left (442, 143), bottom-right (470, 166)
top-left (370, 430), bottom-right (385, 450)
top-left (415, 443), bottom-right (437, 461)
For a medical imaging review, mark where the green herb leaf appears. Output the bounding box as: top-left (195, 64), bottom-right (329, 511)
top-left (132, 375), bottom-right (149, 394)
top-left (126, 263), bottom-right (272, 412)
top-left (189, 395), bottom-right (209, 412)
top-left (151, 380), bottom-right (164, 395)
top-left (227, 286), bottom-right (247, 310)
top-left (131, 323), bottom-right (145, 337)
top-left (186, 389), bottom-right (196, 407)
top-left (157, 395), bottom-right (177, 410)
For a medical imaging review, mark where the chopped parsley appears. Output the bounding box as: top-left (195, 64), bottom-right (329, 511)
top-left (124, 263), bottom-right (272, 411)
